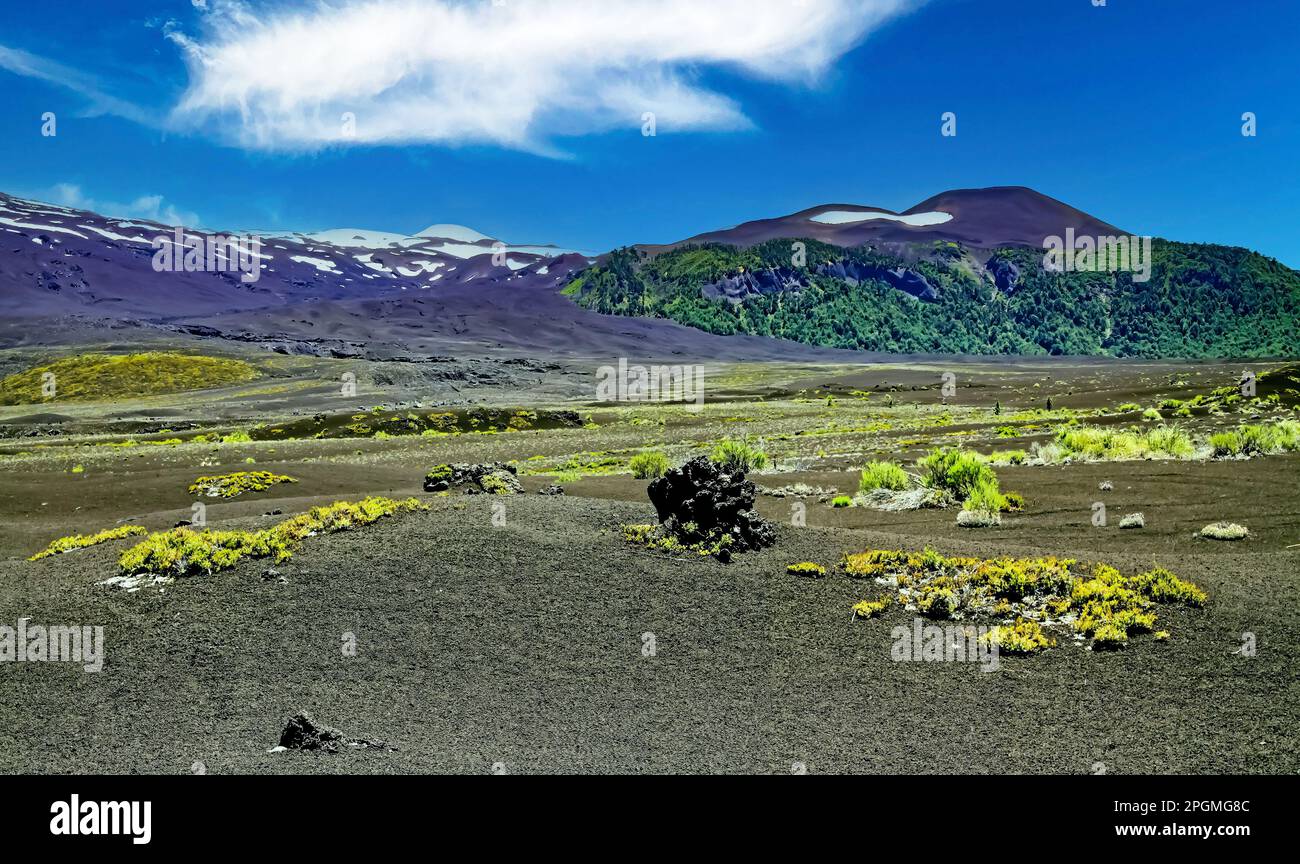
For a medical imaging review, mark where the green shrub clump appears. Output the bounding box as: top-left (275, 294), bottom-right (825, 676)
top-left (961, 476), bottom-right (1007, 515)
top-left (710, 437), bottom-right (769, 473)
top-left (1050, 424), bottom-right (1194, 462)
top-left (859, 461), bottom-right (909, 493)
top-left (787, 562), bottom-right (827, 578)
top-left (629, 450), bottom-right (671, 479)
top-left (1212, 421), bottom-right (1300, 457)
top-left (918, 448), bottom-right (997, 499)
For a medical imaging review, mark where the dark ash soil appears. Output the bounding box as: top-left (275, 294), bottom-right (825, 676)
top-left (2, 493), bottom-right (1295, 775)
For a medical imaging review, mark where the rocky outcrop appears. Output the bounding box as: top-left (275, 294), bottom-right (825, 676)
top-left (986, 257), bottom-right (1022, 292)
top-left (423, 462), bottom-right (521, 494)
top-left (646, 456), bottom-right (776, 559)
top-left (272, 711), bottom-right (391, 753)
top-left (700, 266), bottom-right (807, 302)
top-left (699, 259), bottom-right (939, 303)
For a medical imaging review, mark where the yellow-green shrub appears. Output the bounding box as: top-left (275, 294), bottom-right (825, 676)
top-left (843, 548), bottom-right (1203, 651)
top-left (29, 525), bottom-right (148, 562)
top-left (189, 471), bottom-right (297, 499)
top-left (986, 618), bottom-right (1055, 654)
top-left (851, 597), bottom-right (892, 619)
top-left (118, 497), bottom-right (425, 577)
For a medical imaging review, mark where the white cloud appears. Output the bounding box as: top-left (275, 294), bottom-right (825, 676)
top-left (167, 0), bottom-right (919, 152)
top-left (46, 183), bottom-right (201, 227)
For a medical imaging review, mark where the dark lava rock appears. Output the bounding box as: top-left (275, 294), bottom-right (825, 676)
top-left (423, 462), bottom-right (521, 494)
top-left (538, 484), bottom-right (565, 496)
top-left (546, 410), bottom-right (583, 428)
top-left (277, 712), bottom-right (346, 753)
top-left (646, 456), bottom-right (776, 559)
top-left (986, 257), bottom-right (1022, 292)
top-left (275, 711), bottom-right (392, 753)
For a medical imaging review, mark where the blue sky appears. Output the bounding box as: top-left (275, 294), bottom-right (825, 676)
top-left (1, 0), bottom-right (1296, 264)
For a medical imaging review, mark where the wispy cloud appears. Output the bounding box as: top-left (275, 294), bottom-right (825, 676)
top-left (0, 45), bottom-right (154, 126)
top-left (43, 183), bottom-right (201, 227)
top-left (166, 0), bottom-right (920, 153)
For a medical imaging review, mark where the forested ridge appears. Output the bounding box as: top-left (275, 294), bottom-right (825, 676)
top-left (563, 238), bottom-right (1300, 358)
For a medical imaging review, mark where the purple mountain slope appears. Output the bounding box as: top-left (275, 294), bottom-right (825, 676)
top-left (0, 192), bottom-right (586, 321)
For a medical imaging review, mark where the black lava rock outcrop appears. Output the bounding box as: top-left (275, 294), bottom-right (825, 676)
top-left (646, 456), bottom-right (776, 558)
top-left (986, 257), bottom-right (1022, 292)
top-left (423, 462), bottom-right (521, 494)
top-left (274, 711), bottom-right (391, 753)
top-left (698, 259), bottom-right (938, 303)
top-left (277, 712), bottom-right (347, 752)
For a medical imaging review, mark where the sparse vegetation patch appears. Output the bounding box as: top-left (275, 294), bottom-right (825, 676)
top-left (843, 548), bottom-right (1205, 652)
top-left (0, 352), bottom-right (257, 404)
top-left (29, 525), bottom-right (148, 562)
top-left (117, 497), bottom-right (426, 579)
top-left (189, 471), bottom-right (297, 499)
top-left (1200, 522), bottom-right (1250, 541)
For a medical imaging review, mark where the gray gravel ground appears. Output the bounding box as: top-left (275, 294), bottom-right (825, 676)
top-left (2, 494), bottom-right (1295, 775)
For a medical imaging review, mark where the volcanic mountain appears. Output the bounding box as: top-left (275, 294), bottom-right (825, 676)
top-left (640, 186), bottom-right (1125, 253)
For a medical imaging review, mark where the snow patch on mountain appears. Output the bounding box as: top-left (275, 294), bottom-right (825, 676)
top-left (290, 255), bottom-right (342, 274)
top-left (416, 224), bottom-right (494, 243)
top-left (809, 209), bottom-right (953, 227)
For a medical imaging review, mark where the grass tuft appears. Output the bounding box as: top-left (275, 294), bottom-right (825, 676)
top-left (709, 437), bottom-right (769, 473)
top-left (859, 461), bottom-right (910, 493)
top-left (629, 450), bottom-right (671, 479)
